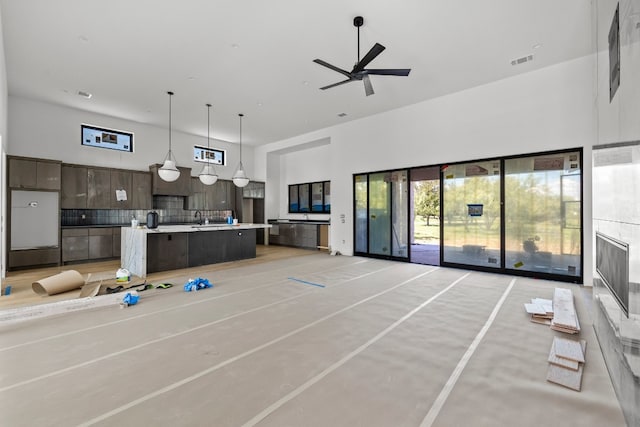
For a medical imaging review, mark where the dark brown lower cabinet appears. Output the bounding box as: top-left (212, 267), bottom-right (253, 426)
top-left (62, 229), bottom-right (89, 262)
top-left (269, 223), bottom-right (321, 249)
top-left (187, 229), bottom-right (256, 267)
top-left (146, 233), bottom-right (189, 273)
top-left (8, 248), bottom-right (60, 269)
top-left (62, 227), bottom-right (121, 263)
top-left (112, 228), bottom-right (121, 257)
top-left (89, 228), bottom-right (113, 259)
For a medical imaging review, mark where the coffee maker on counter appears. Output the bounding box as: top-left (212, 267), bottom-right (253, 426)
top-left (146, 211), bottom-right (159, 229)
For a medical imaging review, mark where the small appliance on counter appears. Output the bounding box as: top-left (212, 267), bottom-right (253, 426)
top-left (147, 211), bottom-right (159, 229)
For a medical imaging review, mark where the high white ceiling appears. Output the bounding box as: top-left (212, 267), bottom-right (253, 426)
top-left (0, 1), bottom-right (592, 147)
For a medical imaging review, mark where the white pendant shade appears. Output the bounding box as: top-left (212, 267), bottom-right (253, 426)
top-left (158, 91), bottom-right (181, 183)
top-left (232, 163), bottom-right (249, 187)
top-left (158, 158), bottom-right (180, 182)
top-left (199, 164), bottom-right (218, 185)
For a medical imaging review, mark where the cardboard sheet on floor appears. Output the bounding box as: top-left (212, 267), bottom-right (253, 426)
top-left (78, 281), bottom-right (102, 298)
top-left (32, 270), bottom-right (85, 296)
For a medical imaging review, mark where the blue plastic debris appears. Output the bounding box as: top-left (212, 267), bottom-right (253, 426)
top-left (122, 292), bottom-right (139, 306)
top-left (183, 277), bottom-right (213, 292)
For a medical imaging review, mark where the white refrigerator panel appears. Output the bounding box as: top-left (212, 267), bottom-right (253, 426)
top-left (11, 190), bottom-right (59, 249)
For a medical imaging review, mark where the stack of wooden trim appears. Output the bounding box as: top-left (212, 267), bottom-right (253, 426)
top-left (550, 288), bottom-right (580, 334)
top-left (546, 336), bottom-right (587, 391)
top-left (524, 298), bottom-right (554, 325)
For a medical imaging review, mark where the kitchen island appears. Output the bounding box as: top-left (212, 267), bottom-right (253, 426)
top-left (121, 223), bottom-right (272, 278)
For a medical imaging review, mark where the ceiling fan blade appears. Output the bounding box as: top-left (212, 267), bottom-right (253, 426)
top-left (365, 68), bottom-right (411, 76)
top-left (319, 78), bottom-right (354, 90)
top-left (363, 75), bottom-right (374, 96)
top-left (352, 43), bottom-right (385, 73)
top-left (313, 59), bottom-right (352, 78)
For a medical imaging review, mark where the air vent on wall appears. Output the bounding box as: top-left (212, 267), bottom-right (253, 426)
top-left (510, 54), bottom-right (534, 66)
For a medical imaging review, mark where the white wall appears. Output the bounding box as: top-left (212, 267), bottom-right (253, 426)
top-left (593, 0), bottom-right (640, 277)
top-left (593, 0), bottom-right (640, 279)
top-left (0, 7), bottom-right (8, 281)
top-left (256, 55), bottom-right (596, 284)
top-left (279, 145), bottom-right (331, 220)
top-left (595, 0), bottom-right (640, 144)
top-left (7, 96), bottom-right (254, 179)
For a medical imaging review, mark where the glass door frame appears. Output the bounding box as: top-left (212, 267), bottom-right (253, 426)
top-left (353, 170), bottom-right (411, 262)
top-left (353, 147), bottom-right (584, 284)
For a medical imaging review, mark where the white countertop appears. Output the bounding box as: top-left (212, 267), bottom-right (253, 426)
top-left (127, 223), bottom-right (272, 234)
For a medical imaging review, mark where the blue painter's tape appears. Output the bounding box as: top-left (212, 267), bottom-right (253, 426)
top-left (287, 277), bottom-right (325, 288)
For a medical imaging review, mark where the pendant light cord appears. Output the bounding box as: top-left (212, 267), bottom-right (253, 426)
top-left (207, 104), bottom-right (212, 149)
top-left (167, 91), bottom-right (174, 155)
top-left (238, 113), bottom-right (244, 164)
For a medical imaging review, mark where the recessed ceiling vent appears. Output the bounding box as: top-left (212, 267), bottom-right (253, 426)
top-left (511, 54), bottom-right (534, 66)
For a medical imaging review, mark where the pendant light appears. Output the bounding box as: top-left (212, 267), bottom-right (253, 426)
top-left (198, 103), bottom-right (218, 185)
top-left (158, 91), bottom-right (181, 182)
top-left (232, 113), bottom-right (250, 187)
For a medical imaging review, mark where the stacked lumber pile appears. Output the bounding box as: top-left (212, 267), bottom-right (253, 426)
top-left (546, 336), bottom-right (587, 391)
top-left (524, 298), bottom-right (554, 325)
top-left (550, 287), bottom-right (580, 334)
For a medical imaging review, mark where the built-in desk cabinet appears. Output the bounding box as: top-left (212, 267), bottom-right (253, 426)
top-left (9, 157), bottom-right (61, 190)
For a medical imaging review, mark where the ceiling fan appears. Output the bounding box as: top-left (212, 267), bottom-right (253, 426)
top-left (313, 16), bottom-right (411, 96)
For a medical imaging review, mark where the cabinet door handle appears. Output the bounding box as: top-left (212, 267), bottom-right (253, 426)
top-left (238, 232), bottom-right (242, 236)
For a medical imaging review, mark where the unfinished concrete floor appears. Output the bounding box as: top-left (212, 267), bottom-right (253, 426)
top-left (0, 252), bottom-right (626, 426)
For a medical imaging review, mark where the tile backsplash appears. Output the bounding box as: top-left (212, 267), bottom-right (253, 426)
top-left (62, 196), bottom-right (232, 226)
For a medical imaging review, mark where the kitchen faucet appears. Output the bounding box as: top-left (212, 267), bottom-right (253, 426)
top-left (194, 210), bottom-right (202, 225)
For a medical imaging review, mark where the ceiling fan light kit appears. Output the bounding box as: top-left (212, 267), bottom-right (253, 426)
top-left (199, 103), bottom-right (219, 185)
top-left (313, 16), bottom-right (411, 96)
top-left (158, 91), bottom-right (181, 182)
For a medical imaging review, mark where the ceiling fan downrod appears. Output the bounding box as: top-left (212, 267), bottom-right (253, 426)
top-left (354, 16), bottom-right (364, 64)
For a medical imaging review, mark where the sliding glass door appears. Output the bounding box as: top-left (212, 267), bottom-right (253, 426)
top-left (442, 160), bottom-right (502, 268)
top-left (410, 166), bottom-right (441, 265)
top-left (353, 170), bottom-right (409, 260)
top-left (354, 149), bottom-right (582, 282)
top-left (504, 152), bottom-right (581, 277)
top-left (368, 172), bottom-right (391, 255)
top-left (355, 175), bottom-right (368, 253)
